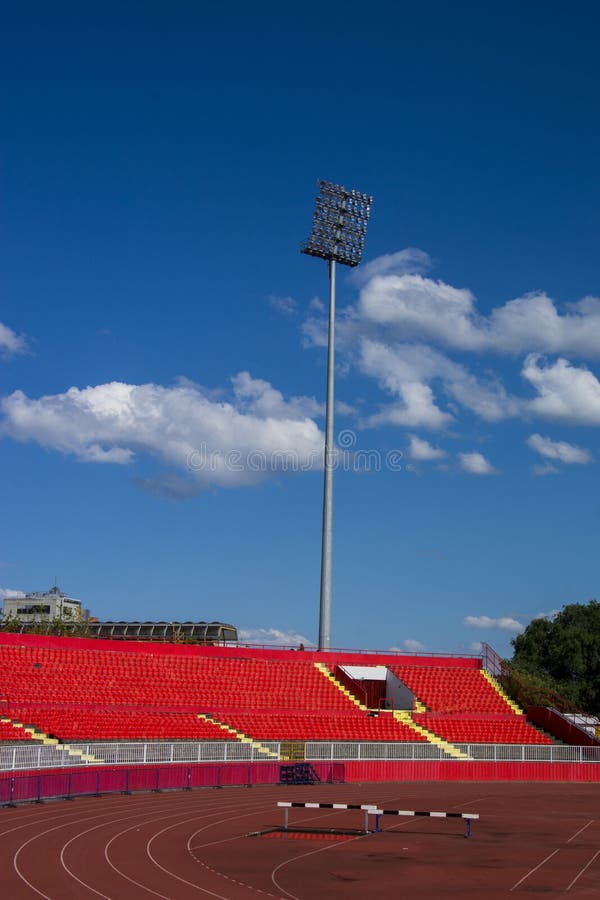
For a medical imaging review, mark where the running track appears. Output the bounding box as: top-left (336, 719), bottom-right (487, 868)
top-left (1, 781), bottom-right (599, 898)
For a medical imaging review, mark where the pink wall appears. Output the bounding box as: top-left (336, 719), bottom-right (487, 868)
top-left (2, 760), bottom-right (600, 790)
top-left (343, 760), bottom-right (600, 782)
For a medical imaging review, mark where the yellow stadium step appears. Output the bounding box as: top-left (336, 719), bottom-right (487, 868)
top-left (481, 669), bottom-right (524, 715)
top-left (393, 710), bottom-right (471, 760)
top-left (314, 662), bottom-right (368, 710)
top-left (197, 713), bottom-right (279, 758)
top-left (280, 741), bottom-right (306, 761)
top-left (1, 716), bottom-right (100, 763)
top-left (413, 698), bottom-right (427, 713)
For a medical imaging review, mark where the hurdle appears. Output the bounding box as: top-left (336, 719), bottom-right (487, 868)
top-left (375, 808), bottom-right (479, 838)
top-left (277, 801), bottom-right (381, 835)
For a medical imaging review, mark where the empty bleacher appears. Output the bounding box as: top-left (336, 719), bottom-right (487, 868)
top-left (0, 634), bottom-right (554, 747)
top-left (216, 711), bottom-right (427, 743)
top-left (413, 713), bottom-right (552, 745)
top-left (6, 706), bottom-right (227, 742)
top-left (389, 664), bottom-right (513, 714)
top-left (0, 719), bottom-right (33, 741)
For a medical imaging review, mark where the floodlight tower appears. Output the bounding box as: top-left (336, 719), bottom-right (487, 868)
top-left (302, 181), bottom-right (373, 650)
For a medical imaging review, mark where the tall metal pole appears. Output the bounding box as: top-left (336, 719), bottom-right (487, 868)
top-left (302, 181), bottom-right (372, 651)
top-left (319, 258), bottom-right (336, 650)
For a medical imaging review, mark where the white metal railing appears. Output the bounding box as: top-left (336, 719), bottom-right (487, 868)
top-left (305, 742), bottom-right (448, 761)
top-left (1, 740), bottom-right (599, 772)
top-left (453, 743), bottom-right (600, 763)
top-left (304, 742), bottom-right (600, 763)
top-left (0, 741), bottom-right (280, 772)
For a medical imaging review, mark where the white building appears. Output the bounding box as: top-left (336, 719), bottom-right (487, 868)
top-left (2, 585), bottom-right (84, 623)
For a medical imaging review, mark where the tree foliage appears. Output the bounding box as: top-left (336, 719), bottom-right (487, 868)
top-left (511, 600), bottom-right (600, 715)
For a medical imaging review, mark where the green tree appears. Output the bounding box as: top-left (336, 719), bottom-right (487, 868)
top-left (511, 600), bottom-right (600, 715)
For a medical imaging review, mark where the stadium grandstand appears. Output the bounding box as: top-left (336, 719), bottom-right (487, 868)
top-left (1, 630), bottom-right (598, 778)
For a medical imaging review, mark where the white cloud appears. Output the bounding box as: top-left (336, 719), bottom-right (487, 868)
top-left (308, 296), bottom-right (325, 313)
top-left (522, 355), bottom-right (600, 425)
top-left (300, 251), bottom-right (600, 436)
top-left (0, 588), bottom-right (25, 600)
top-left (0, 374), bottom-right (325, 490)
top-left (237, 627), bottom-right (313, 647)
top-left (301, 313), bottom-right (328, 349)
top-left (359, 274), bottom-right (485, 350)
top-left (359, 341), bottom-right (454, 430)
top-left (489, 293), bottom-right (600, 358)
top-left (532, 462), bottom-right (559, 476)
top-left (408, 435), bottom-right (446, 460)
top-left (336, 400), bottom-right (357, 417)
top-left (445, 371), bottom-right (523, 422)
top-left (268, 295), bottom-right (297, 316)
top-left (526, 433), bottom-right (593, 465)
top-left (232, 371), bottom-right (323, 419)
top-left (356, 256), bottom-right (600, 358)
top-left (468, 641), bottom-right (483, 652)
top-left (356, 340), bottom-right (526, 430)
top-left (463, 615), bottom-right (524, 633)
top-left (534, 609), bottom-right (560, 620)
top-left (0, 322), bottom-right (28, 357)
top-left (349, 248), bottom-right (431, 287)
top-left (299, 249), bottom-right (600, 446)
top-left (458, 451), bottom-right (498, 475)
top-left (399, 638), bottom-right (425, 651)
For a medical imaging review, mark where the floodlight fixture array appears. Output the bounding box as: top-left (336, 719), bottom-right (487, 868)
top-left (301, 180), bottom-right (373, 650)
top-left (302, 181), bottom-right (373, 268)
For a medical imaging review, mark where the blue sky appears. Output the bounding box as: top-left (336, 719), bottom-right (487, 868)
top-left (2, 2), bottom-right (600, 656)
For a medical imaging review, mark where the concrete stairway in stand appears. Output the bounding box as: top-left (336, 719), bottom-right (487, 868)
top-left (314, 662), bottom-right (368, 710)
top-left (393, 710), bottom-right (471, 760)
top-left (197, 713), bottom-right (279, 758)
top-left (0, 714), bottom-right (100, 763)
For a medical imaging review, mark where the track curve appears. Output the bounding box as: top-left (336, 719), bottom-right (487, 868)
top-left (1, 781), bottom-right (599, 898)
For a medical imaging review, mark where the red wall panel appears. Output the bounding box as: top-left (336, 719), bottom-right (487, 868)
top-left (343, 760), bottom-right (600, 782)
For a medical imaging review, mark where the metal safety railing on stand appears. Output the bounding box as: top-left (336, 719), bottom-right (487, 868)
top-left (1, 741), bottom-right (600, 773)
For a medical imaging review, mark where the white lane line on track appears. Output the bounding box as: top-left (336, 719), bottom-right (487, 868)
top-left (510, 848), bottom-right (561, 892)
top-left (12, 796), bottom-right (190, 899)
top-left (11, 794), bottom-right (232, 899)
top-left (188, 844), bottom-right (283, 900)
top-left (147, 802), bottom-right (280, 899)
top-left (63, 807), bottom-right (184, 899)
top-left (566, 819), bottom-right (594, 843)
top-left (0, 797), bottom-right (122, 839)
top-left (13, 812), bottom-right (121, 900)
top-left (104, 797), bottom-right (264, 899)
top-left (565, 848), bottom-right (600, 891)
top-left (186, 809), bottom-right (290, 900)
top-left (270, 833), bottom-right (364, 900)
top-left (451, 797), bottom-right (492, 807)
top-left (510, 816), bottom-right (599, 891)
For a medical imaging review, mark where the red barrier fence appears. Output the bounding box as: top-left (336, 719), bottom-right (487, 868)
top-left (343, 760), bottom-right (600, 782)
top-left (0, 761), bottom-right (345, 806)
top-left (2, 756), bottom-right (599, 806)
top-left (527, 706), bottom-right (600, 747)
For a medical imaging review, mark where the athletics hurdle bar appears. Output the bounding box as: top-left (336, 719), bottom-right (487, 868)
top-left (375, 808), bottom-right (480, 838)
top-left (277, 801), bottom-right (381, 835)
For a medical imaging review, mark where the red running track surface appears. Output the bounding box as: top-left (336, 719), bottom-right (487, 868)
top-left (0, 781), bottom-right (599, 898)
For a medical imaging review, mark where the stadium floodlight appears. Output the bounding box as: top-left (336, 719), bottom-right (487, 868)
top-left (302, 181), bottom-right (373, 268)
top-left (301, 180), bottom-right (373, 650)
